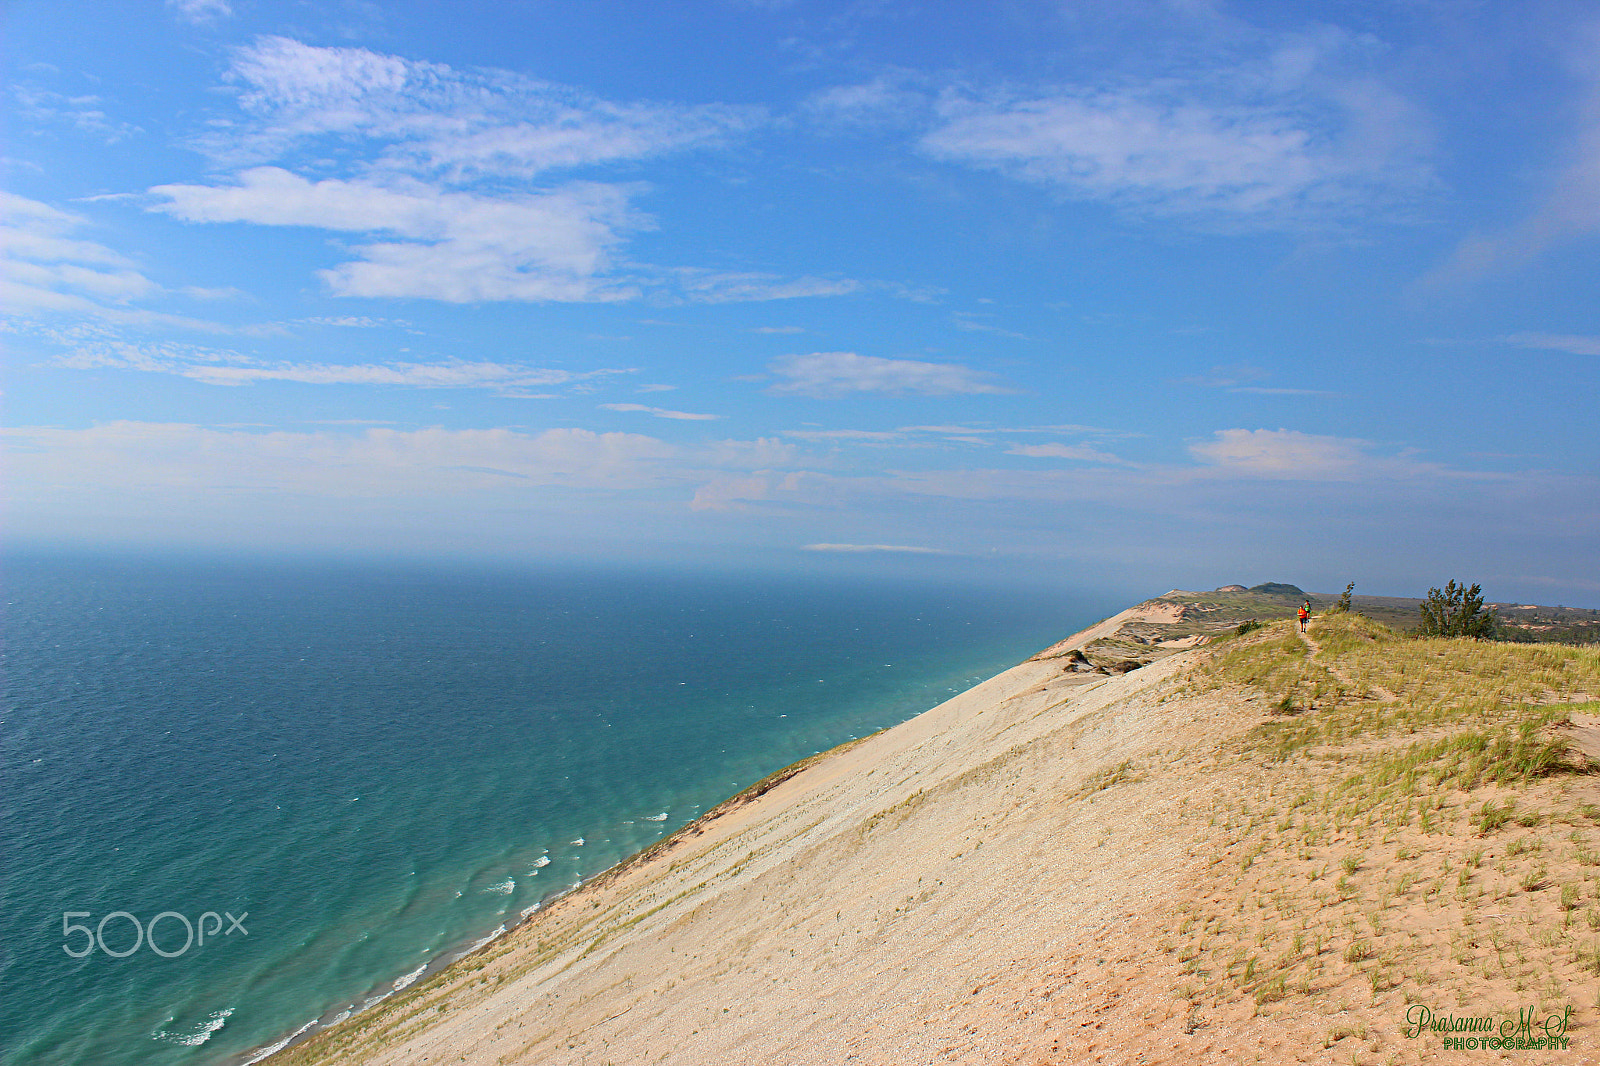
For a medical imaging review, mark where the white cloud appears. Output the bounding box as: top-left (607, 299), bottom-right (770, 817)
top-left (804, 76), bottom-right (929, 128)
top-left (767, 352), bottom-right (1010, 397)
top-left (1505, 333), bottom-right (1600, 357)
top-left (1186, 428), bottom-right (1453, 480)
top-left (600, 403), bottom-right (721, 421)
top-left (151, 168), bottom-right (643, 303)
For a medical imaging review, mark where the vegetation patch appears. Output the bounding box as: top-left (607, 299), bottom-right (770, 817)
top-left (1163, 613), bottom-right (1600, 1055)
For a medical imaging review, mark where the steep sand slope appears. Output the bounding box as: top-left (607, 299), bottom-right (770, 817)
top-left (272, 606), bottom-right (1600, 1066)
top-left (277, 621), bottom-right (1248, 1066)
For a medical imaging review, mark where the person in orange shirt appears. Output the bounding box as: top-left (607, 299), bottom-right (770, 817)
top-left (1298, 601), bottom-right (1310, 632)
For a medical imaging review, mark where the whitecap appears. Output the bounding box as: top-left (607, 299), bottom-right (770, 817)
top-left (154, 1007), bottom-right (233, 1047)
top-left (531, 855), bottom-right (551, 868)
top-left (242, 1018), bottom-right (318, 1064)
top-left (392, 964), bottom-right (428, 992)
top-left (486, 877), bottom-right (514, 894)
top-left (571, 837), bottom-right (585, 845)
top-left (644, 812), bottom-right (668, 822)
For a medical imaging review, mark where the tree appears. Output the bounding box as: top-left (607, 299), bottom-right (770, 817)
top-left (1417, 580), bottom-right (1498, 639)
top-left (1330, 582), bottom-right (1355, 614)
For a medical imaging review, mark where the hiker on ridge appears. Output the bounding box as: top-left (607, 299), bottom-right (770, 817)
top-left (1298, 601), bottom-right (1310, 632)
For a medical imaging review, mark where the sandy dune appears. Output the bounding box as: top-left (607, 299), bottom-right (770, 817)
top-left (278, 618), bottom-right (1247, 1066)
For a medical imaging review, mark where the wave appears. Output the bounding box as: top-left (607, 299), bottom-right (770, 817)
top-left (392, 964), bottom-right (428, 993)
top-left (485, 876), bottom-right (515, 894)
top-left (153, 1006), bottom-right (233, 1047)
top-left (644, 812), bottom-right (668, 822)
top-left (242, 1018), bottom-right (318, 1065)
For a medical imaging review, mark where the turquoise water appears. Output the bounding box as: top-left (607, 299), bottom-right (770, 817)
top-left (0, 553), bottom-right (1104, 1064)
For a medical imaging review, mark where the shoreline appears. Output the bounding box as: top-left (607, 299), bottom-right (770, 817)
top-left (231, 729), bottom-right (887, 1064)
top-left (256, 608), bottom-right (1199, 1066)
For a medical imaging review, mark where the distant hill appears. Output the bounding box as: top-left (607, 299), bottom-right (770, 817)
top-left (1246, 582), bottom-right (1306, 598)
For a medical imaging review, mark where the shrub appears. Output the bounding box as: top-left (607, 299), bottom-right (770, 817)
top-left (1330, 582), bottom-right (1355, 615)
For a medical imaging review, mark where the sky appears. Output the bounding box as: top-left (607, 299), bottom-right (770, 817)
top-left (3, 0), bottom-right (1598, 605)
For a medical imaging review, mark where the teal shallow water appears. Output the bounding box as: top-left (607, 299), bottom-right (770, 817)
top-left (0, 553), bottom-right (1106, 1064)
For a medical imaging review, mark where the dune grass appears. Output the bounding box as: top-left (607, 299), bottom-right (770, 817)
top-left (1166, 615), bottom-right (1600, 1052)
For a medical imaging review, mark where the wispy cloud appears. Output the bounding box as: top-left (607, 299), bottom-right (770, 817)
top-left (1187, 428), bottom-right (1456, 481)
top-left (1428, 19), bottom-right (1600, 283)
top-left (1504, 332), bottom-right (1600, 357)
top-left (1181, 364), bottom-right (1334, 396)
top-left (298, 316), bottom-right (411, 329)
top-left (167, 0), bottom-right (231, 25)
top-left (47, 337), bottom-right (631, 394)
top-left (215, 36), bottom-right (759, 176)
top-left (11, 85), bottom-right (142, 142)
top-left (951, 312), bottom-right (1029, 339)
top-left (5, 422), bottom-right (681, 495)
top-left (801, 543), bottom-right (956, 554)
top-left (767, 352), bottom-right (1010, 397)
top-left (599, 403), bottom-right (720, 421)
top-left (751, 325), bottom-right (806, 334)
top-left (0, 193), bottom-right (227, 331)
top-left (146, 39), bottom-right (864, 305)
top-left (921, 31), bottom-right (1433, 229)
top-left (1006, 442), bottom-right (1126, 463)
top-left (1228, 386), bottom-right (1339, 396)
top-left (781, 429), bottom-right (903, 441)
top-left (671, 270), bottom-right (859, 303)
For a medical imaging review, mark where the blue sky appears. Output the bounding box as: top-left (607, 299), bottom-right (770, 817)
top-left (4, 0), bottom-right (1598, 604)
